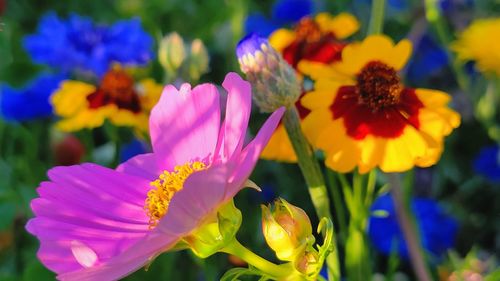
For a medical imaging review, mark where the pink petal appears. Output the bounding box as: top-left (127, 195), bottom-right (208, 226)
top-left (227, 107), bottom-right (285, 198)
top-left (27, 164), bottom-right (152, 275)
top-left (57, 231), bottom-right (178, 281)
top-left (221, 72), bottom-right (252, 161)
top-left (157, 164), bottom-right (228, 235)
top-left (149, 83), bottom-right (221, 170)
top-left (116, 153), bottom-right (163, 181)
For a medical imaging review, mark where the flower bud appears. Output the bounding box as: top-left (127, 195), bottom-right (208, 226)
top-left (261, 198), bottom-right (314, 261)
top-left (186, 39), bottom-right (210, 82)
top-left (236, 34), bottom-right (301, 113)
top-left (158, 32), bottom-right (186, 79)
top-left (181, 200), bottom-right (242, 258)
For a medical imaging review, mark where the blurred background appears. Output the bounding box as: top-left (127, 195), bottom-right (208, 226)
top-left (1, 0), bottom-right (500, 280)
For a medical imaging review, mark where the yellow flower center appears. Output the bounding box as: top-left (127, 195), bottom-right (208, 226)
top-left (145, 161), bottom-right (206, 228)
top-left (356, 61), bottom-right (403, 111)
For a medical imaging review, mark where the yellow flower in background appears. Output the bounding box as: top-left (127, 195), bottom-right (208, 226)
top-left (452, 18), bottom-right (500, 76)
top-left (51, 67), bottom-right (162, 132)
top-left (299, 35), bottom-right (460, 173)
top-left (262, 12), bottom-right (359, 163)
top-left (270, 12), bottom-right (359, 70)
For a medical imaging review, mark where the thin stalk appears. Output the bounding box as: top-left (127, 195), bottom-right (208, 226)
top-left (365, 170), bottom-right (377, 207)
top-left (368, 0), bottom-right (386, 35)
top-left (282, 106), bottom-right (339, 281)
top-left (387, 173), bottom-right (432, 281)
top-left (326, 170), bottom-right (347, 242)
top-left (424, 0), bottom-right (469, 91)
top-left (345, 172), bottom-right (372, 281)
top-left (221, 240), bottom-right (288, 278)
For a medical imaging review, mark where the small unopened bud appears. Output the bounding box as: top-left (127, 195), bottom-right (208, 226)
top-left (236, 34), bottom-right (301, 113)
top-left (158, 32), bottom-right (186, 79)
top-left (261, 198), bottom-right (314, 261)
top-left (186, 39), bottom-right (210, 82)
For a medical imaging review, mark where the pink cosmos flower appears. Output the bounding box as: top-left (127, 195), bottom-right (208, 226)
top-left (26, 72), bottom-right (285, 280)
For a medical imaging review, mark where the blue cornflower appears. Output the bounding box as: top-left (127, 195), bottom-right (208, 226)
top-left (368, 194), bottom-right (457, 260)
top-left (119, 138), bottom-right (149, 163)
top-left (24, 12), bottom-right (153, 77)
top-left (245, 0), bottom-right (313, 36)
top-left (0, 73), bottom-right (66, 122)
top-left (473, 145), bottom-right (500, 183)
top-left (406, 34), bottom-right (449, 84)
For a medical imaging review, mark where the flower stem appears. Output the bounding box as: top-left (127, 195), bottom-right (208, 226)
top-left (221, 240), bottom-right (288, 278)
top-left (282, 106), bottom-right (339, 281)
top-left (368, 0), bottom-right (386, 35)
top-left (282, 107), bottom-right (330, 220)
top-left (424, 0), bottom-right (469, 91)
top-left (345, 171), bottom-right (372, 281)
top-left (387, 173), bottom-right (432, 281)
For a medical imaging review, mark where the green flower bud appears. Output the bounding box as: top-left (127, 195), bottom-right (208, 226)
top-left (158, 32), bottom-right (186, 79)
top-left (180, 200), bottom-right (242, 258)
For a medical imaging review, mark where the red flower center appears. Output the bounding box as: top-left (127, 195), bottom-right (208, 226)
top-left (282, 17), bottom-right (346, 68)
top-left (86, 69), bottom-right (142, 113)
top-left (329, 61), bottom-right (424, 140)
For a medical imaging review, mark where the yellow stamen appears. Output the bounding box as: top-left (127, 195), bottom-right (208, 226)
top-left (145, 161), bottom-right (206, 228)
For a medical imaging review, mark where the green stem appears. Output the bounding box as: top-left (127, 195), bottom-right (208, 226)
top-left (368, 0), bottom-right (386, 35)
top-left (345, 172), bottom-right (372, 281)
top-left (365, 170), bottom-right (377, 207)
top-left (387, 173), bottom-right (432, 281)
top-left (424, 0), bottom-right (469, 92)
top-left (282, 106), bottom-right (339, 281)
top-left (221, 240), bottom-right (288, 278)
top-left (326, 170), bottom-right (347, 243)
top-left (282, 107), bottom-right (330, 221)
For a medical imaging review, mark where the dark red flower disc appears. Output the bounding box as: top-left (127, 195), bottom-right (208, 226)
top-left (330, 86), bottom-right (423, 140)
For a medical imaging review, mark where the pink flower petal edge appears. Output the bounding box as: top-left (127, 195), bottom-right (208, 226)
top-left (26, 72), bottom-right (285, 280)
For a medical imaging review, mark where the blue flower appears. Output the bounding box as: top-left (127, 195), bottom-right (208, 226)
top-left (473, 145), bottom-right (500, 183)
top-left (406, 34), bottom-right (449, 84)
top-left (0, 73), bottom-right (66, 122)
top-left (119, 139), bottom-right (149, 163)
top-left (272, 0), bottom-right (313, 24)
top-left (245, 0), bottom-right (313, 36)
top-left (368, 194), bottom-right (457, 260)
top-left (236, 33), bottom-right (271, 60)
top-left (24, 12), bottom-right (153, 77)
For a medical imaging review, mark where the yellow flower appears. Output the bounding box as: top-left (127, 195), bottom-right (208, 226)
top-left (270, 12), bottom-right (359, 69)
top-left (452, 18), bottom-right (500, 76)
top-left (262, 12), bottom-right (359, 163)
top-left (299, 35), bottom-right (461, 173)
top-left (51, 68), bottom-right (162, 132)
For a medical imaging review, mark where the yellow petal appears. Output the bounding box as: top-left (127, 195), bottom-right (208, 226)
top-left (318, 120), bottom-right (360, 173)
top-left (261, 125), bottom-right (298, 162)
top-left (336, 35), bottom-right (412, 75)
top-left (138, 79), bottom-right (163, 111)
top-left (51, 81), bottom-right (95, 117)
top-left (302, 109), bottom-right (332, 144)
top-left (316, 12), bottom-right (360, 39)
top-left (379, 125), bottom-right (428, 172)
top-left (269, 29), bottom-right (296, 53)
top-left (415, 89), bottom-right (452, 107)
top-left (358, 136), bottom-right (386, 174)
top-left (301, 90), bottom-right (335, 111)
